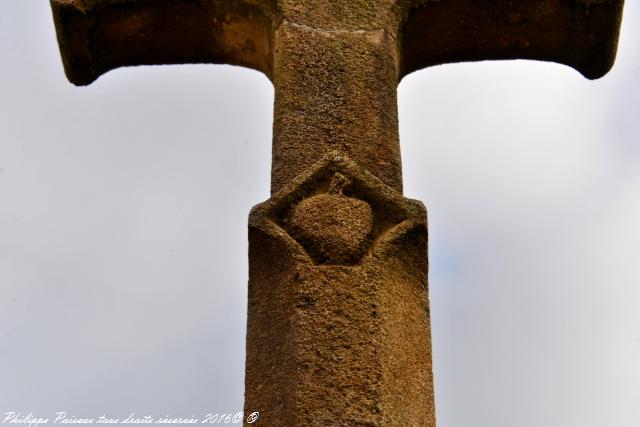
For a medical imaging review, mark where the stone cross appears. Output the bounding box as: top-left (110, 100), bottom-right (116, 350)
top-left (50, 1), bottom-right (625, 425)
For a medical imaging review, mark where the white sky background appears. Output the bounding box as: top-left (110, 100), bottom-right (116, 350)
top-left (0, 2), bottom-right (638, 426)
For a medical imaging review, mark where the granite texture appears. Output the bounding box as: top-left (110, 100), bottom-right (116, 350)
top-left (49, 1), bottom-right (626, 425)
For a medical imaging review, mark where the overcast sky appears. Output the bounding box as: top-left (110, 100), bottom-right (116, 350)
top-left (1, 2), bottom-right (639, 426)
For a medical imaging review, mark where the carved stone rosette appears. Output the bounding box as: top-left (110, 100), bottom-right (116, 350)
top-left (245, 152), bottom-right (435, 426)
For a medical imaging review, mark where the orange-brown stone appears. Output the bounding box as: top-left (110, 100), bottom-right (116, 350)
top-left (49, 1), bottom-right (625, 425)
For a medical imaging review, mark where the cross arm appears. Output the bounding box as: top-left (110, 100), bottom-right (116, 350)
top-left (399, 0), bottom-right (625, 80)
top-left (50, 0), bottom-right (276, 85)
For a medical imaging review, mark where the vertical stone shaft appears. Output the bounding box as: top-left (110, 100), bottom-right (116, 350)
top-left (246, 10), bottom-right (435, 424)
top-left (270, 21), bottom-right (402, 194)
top-left (245, 156), bottom-right (435, 425)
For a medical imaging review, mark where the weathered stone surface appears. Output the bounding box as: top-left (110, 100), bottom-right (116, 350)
top-left (50, 0), bottom-right (625, 189)
top-left (286, 172), bottom-right (374, 265)
top-left (399, 0), bottom-right (625, 80)
top-left (51, 1), bottom-right (625, 84)
top-left (246, 152), bottom-right (433, 426)
top-left (50, 0), bottom-right (277, 85)
top-left (271, 20), bottom-right (402, 193)
top-left (49, 0), bottom-right (626, 425)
